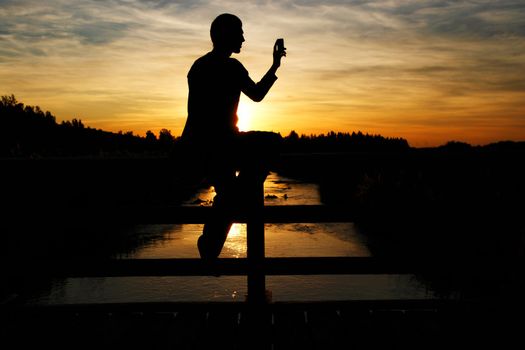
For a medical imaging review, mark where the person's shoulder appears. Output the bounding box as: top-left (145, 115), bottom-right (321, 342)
top-left (188, 52), bottom-right (213, 76)
top-left (228, 57), bottom-right (244, 67)
top-left (228, 57), bottom-right (248, 73)
top-left (192, 52), bottom-right (213, 68)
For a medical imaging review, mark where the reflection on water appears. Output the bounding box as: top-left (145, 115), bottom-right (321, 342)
top-left (130, 222), bottom-right (370, 259)
top-left (24, 172), bottom-right (438, 305)
top-left (184, 172), bottom-right (321, 206)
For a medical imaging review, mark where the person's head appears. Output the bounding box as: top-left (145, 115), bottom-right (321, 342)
top-left (210, 13), bottom-right (245, 54)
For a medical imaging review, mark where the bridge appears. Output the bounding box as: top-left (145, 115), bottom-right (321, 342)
top-left (1, 176), bottom-right (520, 349)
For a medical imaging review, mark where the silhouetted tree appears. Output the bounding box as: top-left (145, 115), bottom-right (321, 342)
top-left (158, 128), bottom-right (176, 148)
top-left (440, 140), bottom-right (473, 152)
top-left (288, 130), bottom-right (299, 140)
top-left (145, 130), bottom-right (157, 142)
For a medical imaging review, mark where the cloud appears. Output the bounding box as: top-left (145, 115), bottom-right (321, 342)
top-left (285, 1), bottom-right (525, 40)
top-left (421, 5), bottom-right (525, 39)
top-left (131, 0), bottom-right (207, 9)
top-left (72, 21), bottom-right (131, 45)
top-left (377, 1), bottom-right (525, 39)
top-left (0, 1), bottom-right (130, 60)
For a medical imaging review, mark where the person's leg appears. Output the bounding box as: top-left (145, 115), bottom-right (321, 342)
top-left (197, 132), bottom-right (282, 259)
top-left (197, 167), bottom-right (237, 260)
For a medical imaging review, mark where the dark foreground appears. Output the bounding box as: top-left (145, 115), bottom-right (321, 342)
top-left (2, 151), bottom-right (524, 349)
top-left (1, 299), bottom-right (521, 350)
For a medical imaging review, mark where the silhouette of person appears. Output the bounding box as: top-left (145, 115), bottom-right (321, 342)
top-left (180, 13), bottom-right (286, 260)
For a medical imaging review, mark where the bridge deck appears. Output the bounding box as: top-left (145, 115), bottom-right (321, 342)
top-left (1, 299), bottom-right (519, 350)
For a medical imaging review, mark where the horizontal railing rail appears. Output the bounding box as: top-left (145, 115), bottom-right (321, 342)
top-left (2, 180), bottom-right (419, 304)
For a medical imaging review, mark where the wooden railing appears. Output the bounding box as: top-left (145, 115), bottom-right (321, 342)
top-left (5, 181), bottom-right (422, 305)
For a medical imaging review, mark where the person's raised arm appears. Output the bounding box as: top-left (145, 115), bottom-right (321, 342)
top-left (242, 39), bottom-right (287, 102)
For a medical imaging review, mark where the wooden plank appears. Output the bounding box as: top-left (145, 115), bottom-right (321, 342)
top-left (273, 309), bottom-right (314, 350)
top-left (247, 181), bottom-right (266, 305)
top-left (306, 309), bottom-right (346, 350)
top-left (2, 299), bottom-right (512, 350)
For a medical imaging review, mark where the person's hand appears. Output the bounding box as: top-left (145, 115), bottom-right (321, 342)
top-left (273, 39), bottom-right (286, 68)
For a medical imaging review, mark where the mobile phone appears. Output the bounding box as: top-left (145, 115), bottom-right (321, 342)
top-left (276, 38), bottom-right (285, 51)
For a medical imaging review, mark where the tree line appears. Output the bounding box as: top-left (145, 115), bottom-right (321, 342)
top-left (1, 95), bottom-right (177, 157)
top-left (281, 130), bottom-right (409, 153)
top-left (1, 95), bottom-right (414, 157)
top-left (4, 94), bottom-right (523, 158)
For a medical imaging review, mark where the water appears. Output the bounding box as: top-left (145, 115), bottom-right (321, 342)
top-left (25, 173), bottom-right (437, 304)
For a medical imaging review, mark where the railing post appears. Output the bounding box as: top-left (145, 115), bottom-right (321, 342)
top-left (246, 177), bottom-right (266, 305)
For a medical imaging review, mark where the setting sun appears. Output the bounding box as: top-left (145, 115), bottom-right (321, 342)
top-left (237, 100), bottom-right (253, 132)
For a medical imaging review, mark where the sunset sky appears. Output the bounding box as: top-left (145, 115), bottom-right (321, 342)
top-left (2, 0), bottom-right (524, 146)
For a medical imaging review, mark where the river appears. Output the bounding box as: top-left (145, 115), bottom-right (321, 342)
top-left (25, 173), bottom-right (438, 304)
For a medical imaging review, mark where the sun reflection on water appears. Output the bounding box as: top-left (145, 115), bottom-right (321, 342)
top-left (222, 223), bottom-right (247, 258)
